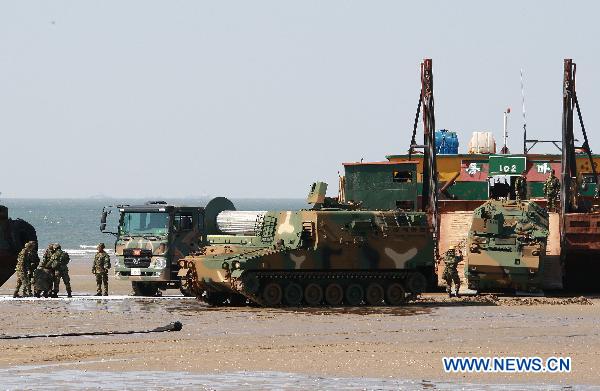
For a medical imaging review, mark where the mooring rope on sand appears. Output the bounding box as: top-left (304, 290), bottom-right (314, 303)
top-left (0, 321), bottom-right (183, 340)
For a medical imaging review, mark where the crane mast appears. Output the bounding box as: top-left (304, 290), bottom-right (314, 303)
top-left (419, 59), bottom-right (439, 258)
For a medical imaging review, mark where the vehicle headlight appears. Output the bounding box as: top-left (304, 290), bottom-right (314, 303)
top-left (114, 258), bottom-right (122, 268)
top-left (152, 257), bottom-right (167, 269)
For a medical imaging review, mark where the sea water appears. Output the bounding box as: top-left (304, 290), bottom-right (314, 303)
top-left (0, 366), bottom-right (590, 390)
top-left (0, 198), bottom-right (305, 260)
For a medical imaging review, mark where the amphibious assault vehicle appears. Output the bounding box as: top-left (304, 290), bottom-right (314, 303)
top-left (0, 205), bottom-right (38, 288)
top-left (179, 59), bottom-right (441, 306)
top-left (178, 179), bottom-right (435, 307)
top-left (464, 200), bottom-right (549, 293)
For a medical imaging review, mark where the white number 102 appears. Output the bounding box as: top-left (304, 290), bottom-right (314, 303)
top-left (500, 164), bottom-right (517, 173)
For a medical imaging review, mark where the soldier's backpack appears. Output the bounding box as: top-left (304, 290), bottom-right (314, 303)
top-left (33, 268), bottom-right (53, 292)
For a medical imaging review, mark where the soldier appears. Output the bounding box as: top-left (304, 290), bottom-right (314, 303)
top-left (92, 243), bottom-right (111, 296)
top-left (40, 243), bottom-right (56, 268)
top-left (27, 243), bottom-right (40, 290)
top-left (514, 170), bottom-right (527, 202)
top-left (51, 244), bottom-right (72, 298)
top-left (544, 169), bottom-right (561, 211)
top-left (442, 245), bottom-right (462, 298)
top-left (13, 241), bottom-right (36, 298)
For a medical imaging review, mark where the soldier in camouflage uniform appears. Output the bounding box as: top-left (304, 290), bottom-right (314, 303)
top-left (40, 243), bottom-right (55, 268)
top-left (92, 243), bottom-right (111, 296)
top-left (27, 243), bottom-right (40, 291)
top-left (13, 241), bottom-right (37, 298)
top-left (514, 170), bottom-right (527, 202)
top-left (543, 169), bottom-right (561, 211)
top-left (442, 245), bottom-right (462, 298)
top-left (50, 244), bottom-right (72, 297)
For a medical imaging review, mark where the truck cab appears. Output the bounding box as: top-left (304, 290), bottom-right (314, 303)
top-left (103, 201), bottom-right (205, 296)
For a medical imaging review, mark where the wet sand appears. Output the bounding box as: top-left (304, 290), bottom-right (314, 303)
top-left (1, 263), bottom-right (599, 388)
top-left (0, 262), bottom-right (150, 297)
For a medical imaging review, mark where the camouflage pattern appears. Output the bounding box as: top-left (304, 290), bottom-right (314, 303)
top-left (51, 246), bottom-right (72, 297)
top-left (442, 248), bottom-right (461, 297)
top-left (13, 241), bottom-right (36, 297)
top-left (34, 244), bottom-right (57, 297)
top-left (180, 206), bottom-right (435, 306)
top-left (110, 205), bottom-right (204, 294)
top-left (33, 268), bottom-right (54, 297)
top-left (27, 247), bottom-right (40, 291)
top-left (543, 172), bottom-right (560, 210)
top-left (93, 247), bottom-right (111, 295)
top-left (464, 199), bottom-right (549, 292)
top-left (514, 173), bottom-right (527, 202)
top-left (40, 244), bottom-right (56, 269)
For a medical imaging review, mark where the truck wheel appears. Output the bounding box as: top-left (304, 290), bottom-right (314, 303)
top-left (131, 282), bottom-right (159, 296)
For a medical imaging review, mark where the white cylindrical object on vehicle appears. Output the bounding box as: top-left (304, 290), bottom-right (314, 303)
top-left (216, 210), bottom-right (267, 235)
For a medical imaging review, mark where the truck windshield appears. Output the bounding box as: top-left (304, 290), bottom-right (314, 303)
top-left (120, 212), bottom-right (169, 236)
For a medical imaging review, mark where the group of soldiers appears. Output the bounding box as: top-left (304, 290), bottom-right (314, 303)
top-left (514, 169), bottom-right (561, 209)
top-left (13, 241), bottom-right (71, 298)
top-left (13, 242), bottom-right (112, 298)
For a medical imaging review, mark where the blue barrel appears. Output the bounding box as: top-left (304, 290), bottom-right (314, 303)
top-left (435, 129), bottom-right (459, 154)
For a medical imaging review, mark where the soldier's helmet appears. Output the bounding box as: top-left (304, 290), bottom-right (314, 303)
top-left (54, 243), bottom-right (61, 250)
top-left (25, 241), bottom-right (36, 248)
top-left (98, 243), bottom-right (105, 250)
top-left (448, 245), bottom-right (455, 252)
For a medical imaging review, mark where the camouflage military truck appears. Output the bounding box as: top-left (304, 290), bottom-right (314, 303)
top-left (101, 200), bottom-right (227, 296)
top-left (178, 181), bottom-right (435, 306)
top-left (0, 205), bottom-right (38, 288)
top-left (464, 199), bottom-right (549, 293)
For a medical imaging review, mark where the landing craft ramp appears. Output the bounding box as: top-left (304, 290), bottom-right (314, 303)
top-left (437, 210), bottom-right (471, 289)
top-left (562, 212), bottom-right (600, 290)
top-left (0, 253), bottom-right (16, 288)
top-left (542, 212), bottom-right (562, 290)
top-left (0, 206), bottom-right (38, 288)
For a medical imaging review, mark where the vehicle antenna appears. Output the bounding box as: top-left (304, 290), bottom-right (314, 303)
top-left (521, 68), bottom-right (527, 154)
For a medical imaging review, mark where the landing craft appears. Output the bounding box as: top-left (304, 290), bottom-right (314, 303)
top-left (0, 205), bottom-right (38, 287)
top-left (387, 59), bottom-right (600, 293)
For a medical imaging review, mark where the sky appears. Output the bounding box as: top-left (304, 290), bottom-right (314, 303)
top-left (1, 0), bottom-right (600, 198)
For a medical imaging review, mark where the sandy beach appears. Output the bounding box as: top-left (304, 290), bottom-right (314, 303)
top-left (0, 263), bottom-right (599, 389)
